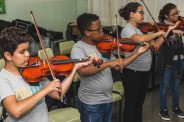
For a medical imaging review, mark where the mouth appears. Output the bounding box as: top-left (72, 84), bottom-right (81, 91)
top-left (24, 59), bottom-right (29, 65)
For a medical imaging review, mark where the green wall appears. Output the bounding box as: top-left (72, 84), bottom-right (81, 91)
top-left (0, 0), bottom-right (87, 39)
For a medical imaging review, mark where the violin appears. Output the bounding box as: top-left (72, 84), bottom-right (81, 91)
top-left (139, 22), bottom-right (170, 33)
top-left (21, 55), bottom-right (73, 82)
top-left (139, 15), bottom-right (184, 33)
top-left (96, 34), bottom-right (117, 53)
top-left (139, 20), bottom-right (184, 33)
top-left (21, 55), bottom-right (93, 82)
top-left (177, 16), bottom-right (184, 31)
top-left (96, 34), bottom-right (145, 53)
top-left (21, 55), bottom-right (103, 83)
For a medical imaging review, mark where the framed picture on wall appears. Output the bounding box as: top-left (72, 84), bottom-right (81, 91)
top-left (0, 0), bottom-right (5, 14)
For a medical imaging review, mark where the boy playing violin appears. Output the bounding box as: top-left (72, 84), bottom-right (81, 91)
top-left (0, 27), bottom-right (93, 122)
top-left (118, 2), bottom-right (179, 122)
top-left (71, 13), bottom-right (150, 122)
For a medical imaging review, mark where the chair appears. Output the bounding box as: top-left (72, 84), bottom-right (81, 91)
top-left (38, 48), bottom-right (54, 60)
top-left (72, 73), bottom-right (80, 107)
top-left (112, 93), bottom-right (122, 122)
top-left (0, 107), bottom-right (2, 121)
top-left (59, 40), bottom-right (75, 55)
top-left (0, 59), bottom-right (5, 71)
top-left (51, 39), bottom-right (65, 55)
top-left (49, 107), bottom-right (80, 122)
top-left (112, 81), bottom-right (124, 122)
top-left (112, 81), bottom-right (124, 97)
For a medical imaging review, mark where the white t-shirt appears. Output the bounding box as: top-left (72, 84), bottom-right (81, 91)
top-left (71, 41), bottom-right (116, 105)
top-left (121, 23), bottom-right (152, 71)
top-left (0, 69), bottom-right (50, 122)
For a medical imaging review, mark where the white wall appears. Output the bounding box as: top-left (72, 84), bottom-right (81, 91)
top-left (0, 0), bottom-right (87, 38)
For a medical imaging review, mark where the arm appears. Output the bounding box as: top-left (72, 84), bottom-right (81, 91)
top-left (150, 21), bottom-right (181, 49)
top-left (48, 58), bottom-right (93, 99)
top-left (2, 80), bottom-right (61, 118)
top-left (77, 59), bottom-right (122, 76)
top-left (78, 42), bottom-right (149, 75)
top-left (3, 58), bottom-right (93, 118)
top-left (112, 42), bottom-right (150, 70)
top-left (131, 30), bottom-right (165, 43)
top-left (70, 45), bottom-right (124, 76)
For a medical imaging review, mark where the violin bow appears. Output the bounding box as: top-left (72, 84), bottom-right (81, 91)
top-left (141, 0), bottom-right (167, 42)
top-left (115, 14), bottom-right (123, 71)
top-left (115, 15), bottom-right (121, 59)
top-left (30, 11), bottom-right (62, 96)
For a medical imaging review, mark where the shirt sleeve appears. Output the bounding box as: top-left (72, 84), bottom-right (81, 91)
top-left (71, 45), bottom-right (87, 59)
top-left (110, 53), bottom-right (116, 60)
top-left (121, 25), bottom-right (137, 38)
top-left (0, 78), bottom-right (15, 105)
top-left (41, 78), bottom-right (50, 87)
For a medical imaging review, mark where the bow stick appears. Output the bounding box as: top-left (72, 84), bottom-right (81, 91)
top-left (30, 11), bottom-right (62, 96)
top-left (141, 0), bottom-right (168, 43)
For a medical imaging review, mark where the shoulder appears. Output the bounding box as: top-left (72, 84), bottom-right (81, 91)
top-left (121, 24), bottom-right (138, 38)
top-left (71, 41), bottom-right (88, 58)
top-left (72, 41), bottom-right (85, 51)
top-left (0, 69), bottom-right (10, 81)
top-left (73, 40), bottom-right (84, 47)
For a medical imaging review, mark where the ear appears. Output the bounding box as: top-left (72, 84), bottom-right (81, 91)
top-left (165, 14), bottom-right (168, 19)
top-left (4, 52), bottom-right (13, 61)
top-left (130, 12), bottom-right (135, 18)
top-left (85, 30), bottom-right (91, 37)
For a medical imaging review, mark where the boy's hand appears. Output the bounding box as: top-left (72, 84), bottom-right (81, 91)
top-left (73, 57), bottom-right (94, 70)
top-left (43, 79), bottom-right (62, 94)
top-left (137, 42), bottom-right (150, 54)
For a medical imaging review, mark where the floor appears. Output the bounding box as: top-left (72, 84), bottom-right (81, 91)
top-left (112, 78), bottom-right (184, 122)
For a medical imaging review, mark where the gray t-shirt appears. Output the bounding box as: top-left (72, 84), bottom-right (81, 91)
top-left (121, 23), bottom-right (152, 71)
top-left (71, 41), bottom-right (116, 105)
top-left (0, 69), bottom-right (50, 122)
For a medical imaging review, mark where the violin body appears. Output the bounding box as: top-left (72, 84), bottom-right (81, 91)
top-left (96, 34), bottom-right (142, 53)
top-left (96, 34), bottom-right (117, 53)
top-left (96, 41), bottom-right (117, 53)
top-left (178, 17), bottom-right (184, 31)
top-left (139, 22), bottom-right (169, 33)
top-left (139, 22), bottom-right (156, 33)
top-left (22, 55), bottom-right (73, 82)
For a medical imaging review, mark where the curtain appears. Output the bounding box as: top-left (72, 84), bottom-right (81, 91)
top-left (87, 0), bottom-right (184, 26)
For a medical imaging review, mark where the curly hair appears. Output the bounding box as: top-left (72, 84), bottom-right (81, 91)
top-left (77, 13), bottom-right (99, 36)
top-left (119, 2), bottom-right (141, 21)
top-left (0, 27), bottom-right (31, 59)
top-left (158, 3), bottom-right (176, 22)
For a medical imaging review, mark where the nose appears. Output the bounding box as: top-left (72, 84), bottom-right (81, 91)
top-left (25, 50), bottom-right (30, 57)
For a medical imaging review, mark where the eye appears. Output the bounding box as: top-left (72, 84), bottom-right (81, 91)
top-left (20, 50), bottom-right (25, 54)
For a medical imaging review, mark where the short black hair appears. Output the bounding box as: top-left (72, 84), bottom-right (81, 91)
top-left (0, 27), bottom-right (31, 59)
top-left (77, 13), bottom-right (99, 35)
top-left (119, 2), bottom-right (141, 21)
